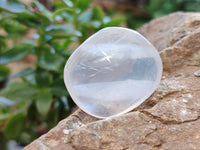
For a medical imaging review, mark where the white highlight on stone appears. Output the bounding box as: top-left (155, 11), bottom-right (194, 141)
top-left (181, 109), bottom-right (187, 115)
top-left (64, 27), bottom-right (163, 118)
top-left (173, 99), bottom-right (177, 102)
top-left (182, 98), bottom-right (188, 103)
top-left (187, 94), bottom-right (192, 98)
top-left (63, 129), bottom-right (70, 135)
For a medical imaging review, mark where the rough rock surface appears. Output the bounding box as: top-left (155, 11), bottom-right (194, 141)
top-left (24, 12), bottom-right (200, 150)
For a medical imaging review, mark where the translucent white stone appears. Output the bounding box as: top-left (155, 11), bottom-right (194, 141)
top-left (64, 27), bottom-right (163, 118)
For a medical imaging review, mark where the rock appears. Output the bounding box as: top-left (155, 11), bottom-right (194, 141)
top-left (138, 12), bottom-right (200, 51)
top-left (144, 133), bottom-right (161, 147)
top-left (145, 99), bottom-right (199, 123)
top-left (24, 12), bottom-right (200, 150)
top-left (71, 128), bottom-right (101, 150)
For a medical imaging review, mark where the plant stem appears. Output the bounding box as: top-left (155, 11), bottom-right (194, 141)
top-left (73, 1), bottom-right (78, 30)
top-left (0, 132), bottom-right (8, 150)
top-left (38, 27), bottom-right (45, 47)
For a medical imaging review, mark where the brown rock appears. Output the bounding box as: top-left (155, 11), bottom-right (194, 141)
top-left (138, 12), bottom-right (200, 51)
top-left (144, 133), bottom-right (161, 147)
top-left (71, 128), bottom-right (101, 150)
top-left (24, 12), bottom-right (200, 150)
top-left (145, 99), bottom-right (199, 123)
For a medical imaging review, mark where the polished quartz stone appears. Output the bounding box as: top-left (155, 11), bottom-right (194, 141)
top-left (64, 27), bottom-right (163, 118)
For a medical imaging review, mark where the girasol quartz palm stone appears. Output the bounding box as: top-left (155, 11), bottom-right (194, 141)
top-left (64, 27), bottom-right (162, 118)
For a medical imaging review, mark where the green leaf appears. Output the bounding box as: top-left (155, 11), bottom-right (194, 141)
top-left (0, 17), bottom-right (27, 35)
top-left (45, 106), bottom-right (59, 128)
top-left (153, 11), bottom-right (167, 18)
top-left (33, 11), bottom-right (51, 25)
top-left (62, 0), bottom-right (73, 8)
top-left (21, 73), bottom-right (36, 85)
top-left (50, 39), bottom-right (72, 52)
top-left (10, 68), bottom-right (34, 79)
top-left (0, 42), bottom-right (36, 64)
top-left (0, 96), bottom-right (16, 107)
top-left (0, 36), bottom-right (7, 51)
top-left (0, 82), bottom-right (38, 103)
top-left (36, 89), bottom-right (52, 115)
top-left (51, 86), bottom-right (67, 97)
top-left (16, 12), bottom-right (42, 28)
top-left (0, 65), bottom-right (10, 82)
top-left (77, 0), bottom-right (92, 12)
top-left (78, 11), bottom-right (92, 23)
top-left (26, 101), bottom-right (36, 122)
top-left (81, 20), bottom-right (101, 28)
top-left (148, 0), bottom-right (162, 13)
top-left (35, 68), bottom-right (52, 87)
top-left (32, 1), bottom-right (52, 19)
top-left (46, 24), bottom-right (82, 37)
top-left (0, 0), bottom-right (27, 13)
top-left (38, 47), bottom-right (63, 71)
top-left (45, 34), bottom-right (53, 41)
top-left (51, 79), bottom-right (68, 97)
top-left (53, 8), bottom-right (73, 22)
top-left (4, 112), bottom-right (26, 139)
top-left (18, 132), bottom-right (32, 145)
top-left (0, 113), bottom-right (10, 121)
top-left (103, 18), bottom-right (124, 27)
top-left (184, 1), bottom-right (200, 12)
top-left (92, 6), bottom-right (105, 23)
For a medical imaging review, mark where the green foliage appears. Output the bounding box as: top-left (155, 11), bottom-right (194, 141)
top-left (126, 0), bottom-right (200, 29)
top-left (0, 65), bottom-right (10, 82)
top-left (0, 97), bottom-right (16, 107)
top-left (0, 43), bottom-right (36, 64)
top-left (0, 0), bottom-right (124, 147)
top-left (36, 89), bottom-right (52, 115)
top-left (148, 0), bottom-right (200, 19)
top-left (0, 0), bottom-right (27, 13)
top-left (92, 6), bottom-right (105, 23)
top-left (1, 82), bottom-right (38, 103)
top-left (4, 113), bottom-right (26, 139)
top-left (148, 0), bottom-right (177, 18)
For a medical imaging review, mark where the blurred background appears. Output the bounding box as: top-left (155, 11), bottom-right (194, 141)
top-left (0, 0), bottom-right (200, 149)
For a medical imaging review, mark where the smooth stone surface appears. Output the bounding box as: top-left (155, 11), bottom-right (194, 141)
top-left (64, 27), bottom-right (162, 118)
